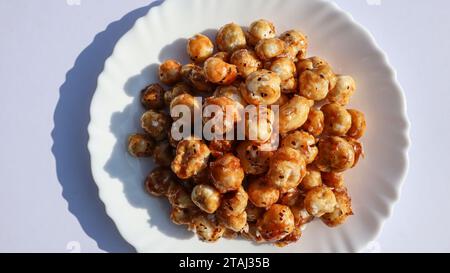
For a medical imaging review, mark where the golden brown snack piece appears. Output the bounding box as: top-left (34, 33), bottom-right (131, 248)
top-left (210, 154), bottom-right (245, 193)
top-left (281, 130), bottom-right (318, 164)
top-left (236, 141), bottom-right (274, 175)
top-left (217, 210), bottom-right (247, 232)
top-left (279, 30), bottom-right (308, 60)
top-left (257, 204), bottom-right (295, 241)
top-left (299, 69), bottom-right (330, 101)
top-left (328, 75), bottom-right (356, 105)
top-left (301, 108), bottom-right (324, 137)
top-left (315, 136), bottom-right (355, 173)
top-left (181, 63), bottom-right (213, 92)
top-left (127, 133), bottom-right (155, 157)
top-left (278, 95), bottom-right (312, 134)
top-left (141, 110), bottom-right (171, 141)
top-left (170, 206), bottom-right (201, 225)
top-left (208, 139), bottom-right (234, 158)
top-left (269, 57), bottom-right (297, 93)
top-left (164, 82), bottom-right (192, 106)
top-left (213, 51), bottom-right (230, 62)
top-left (171, 139), bottom-right (211, 179)
top-left (144, 167), bottom-right (176, 197)
top-left (247, 177), bottom-right (280, 208)
top-left (267, 147), bottom-right (306, 193)
top-left (219, 186), bottom-right (248, 216)
top-left (245, 202), bottom-right (265, 222)
top-left (189, 214), bottom-right (225, 242)
top-left (191, 184), bottom-right (221, 213)
top-left (321, 172), bottom-right (345, 190)
top-left (230, 49), bottom-right (262, 78)
top-left (279, 189), bottom-right (314, 226)
top-left (345, 137), bottom-right (364, 167)
top-left (187, 34), bottom-right (214, 63)
top-left (216, 23), bottom-right (247, 53)
top-left (247, 19), bottom-right (276, 46)
top-left (301, 168), bottom-right (323, 191)
top-left (321, 103), bottom-right (352, 136)
top-left (304, 186), bottom-right (337, 217)
top-left (153, 141), bottom-right (174, 167)
top-left (347, 109), bottom-right (366, 139)
top-left (244, 106), bottom-right (274, 143)
top-left (167, 182), bottom-right (196, 209)
top-left (241, 70), bottom-right (281, 105)
top-left (170, 93), bottom-right (201, 122)
top-left (203, 96), bottom-right (240, 135)
top-left (141, 83), bottom-right (165, 110)
top-left (255, 38), bottom-right (286, 61)
top-left (159, 59), bottom-right (182, 85)
top-left (321, 189), bottom-right (353, 227)
top-left (213, 85), bottom-right (247, 108)
top-left (203, 57), bottom-right (238, 85)
top-left (276, 226), bottom-right (302, 247)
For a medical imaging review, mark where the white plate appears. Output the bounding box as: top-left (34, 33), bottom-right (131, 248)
top-left (88, 0), bottom-right (409, 252)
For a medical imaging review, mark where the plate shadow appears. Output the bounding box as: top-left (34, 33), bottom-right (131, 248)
top-left (51, 1), bottom-right (164, 253)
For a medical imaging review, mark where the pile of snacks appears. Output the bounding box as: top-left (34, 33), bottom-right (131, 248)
top-left (127, 19), bottom-right (366, 246)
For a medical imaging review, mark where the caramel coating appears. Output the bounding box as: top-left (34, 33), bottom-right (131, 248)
top-left (191, 184), bottom-right (221, 213)
top-left (127, 133), bottom-right (155, 157)
top-left (141, 83), bottom-right (165, 110)
top-left (213, 85), bottom-right (247, 108)
top-left (208, 139), bottom-right (234, 158)
top-left (247, 177), bottom-right (280, 208)
top-left (315, 136), bottom-right (355, 173)
top-left (241, 70), bottom-right (281, 105)
top-left (304, 186), bottom-right (337, 217)
top-left (170, 207), bottom-right (200, 225)
top-left (257, 204), bottom-right (295, 241)
top-left (219, 186), bottom-right (248, 216)
top-left (322, 103), bottom-right (352, 136)
top-left (300, 168), bottom-right (323, 191)
top-left (269, 57), bottom-right (297, 93)
top-left (278, 95), bottom-right (312, 134)
top-left (328, 75), bottom-right (356, 105)
top-left (144, 167), bottom-right (175, 197)
top-left (299, 69), bottom-right (330, 100)
top-left (245, 202), bottom-right (265, 222)
top-left (190, 214), bottom-right (225, 242)
top-left (230, 49), bottom-right (262, 78)
top-left (171, 139), bottom-right (211, 179)
top-left (244, 106), bottom-right (274, 143)
top-left (203, 57), bottom-right (238, 85)
top-left (153, 141), bottom-right (174, 167)
top-left (347, 109), bottom-right (366, 139)
top-left (255, 38), bottom-right (286, 61)
top-left (321, 190), bottom-right (353, 227)
top-left (187, 34), bottom-right (214, 63)
top-left (210, 154), bottom-right (245, 193)
top-left (203, 96), bottom-right (240, 135)
top-left (279, 30), bottom-right (308, 60)
top-left (216, 23), bottom-right (247, 53)
top-left (281, 130), bottom-right (318, 164)
top-left (301, 108), bottom-right (324, 137)
top-left (279, 190), bottom-right (314, 226)
top-left (236, 141), bottom-right (274, 175)
top-left (159, 59), bottom-right (182, 85)
top-left (141, 110), bottom-right (171, 141)
top-left (212, 51), bottom-right (230, 62)
top-left (247, 19), bottom-right (276, 46)
top-left (170, 93), bottom-right (201, 121)
top-left (321, 172), bottom-right (345, 190)
top-left (181, 63), bottom-right (213, 92)
top-left (217, 210), bottom-right (247, 232)
top-left (267, 147), bottom-right (306, 193)
top-left (167, 182), bottom-right (195, 209)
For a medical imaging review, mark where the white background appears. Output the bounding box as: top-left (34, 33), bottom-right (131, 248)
top-left (0, 0), bottom-right (449, 252)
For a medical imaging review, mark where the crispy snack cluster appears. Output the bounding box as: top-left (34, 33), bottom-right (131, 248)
top-left (127, 20), bottom-right (366, 246)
